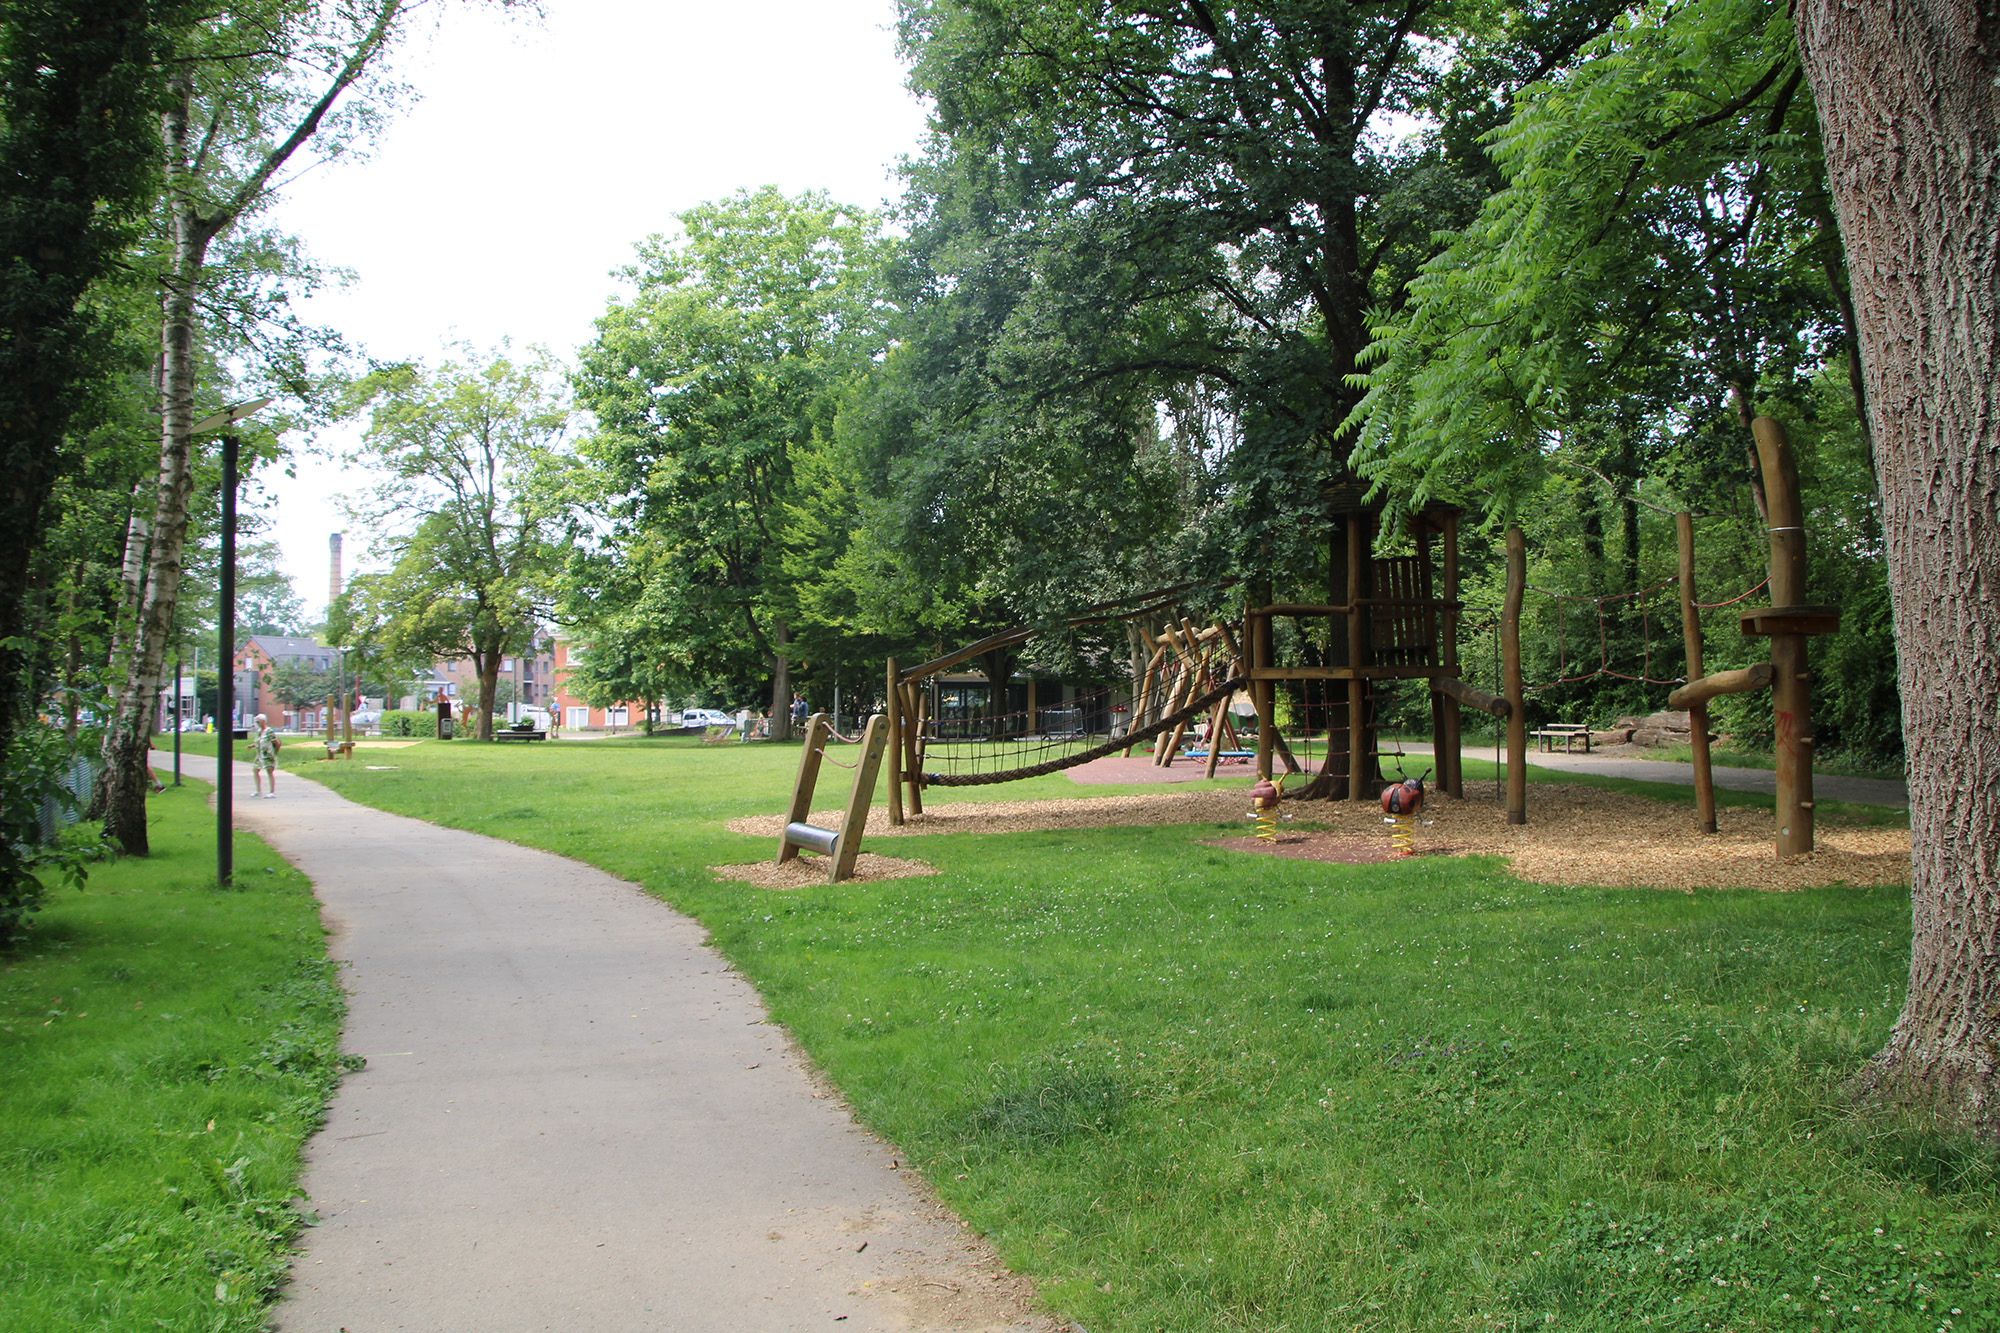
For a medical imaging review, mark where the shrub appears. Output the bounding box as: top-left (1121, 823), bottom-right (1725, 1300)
top-left (0, 723), bottom-right (101, 944)
top-left (378, 710), bottom-right (437, 739)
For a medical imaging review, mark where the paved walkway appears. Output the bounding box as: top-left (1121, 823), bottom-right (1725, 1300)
top-left (1433, 742), bottom-right (1907, 808)
top-left (1063, 740), bottom-right (1907, 808)
top-left (158, 752), bottom-right (1048, 1333)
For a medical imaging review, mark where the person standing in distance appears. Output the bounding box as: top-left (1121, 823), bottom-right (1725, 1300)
top-left (251, 713), bottom-right (281, 798)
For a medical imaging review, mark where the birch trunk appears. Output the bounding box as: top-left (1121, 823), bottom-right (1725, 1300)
top-left (1795, 0), bottom-right (2000, 1132)
top-left (93, 5), bottom-right (409, 851)
top-left (97, 79), bottom-right (209, 854)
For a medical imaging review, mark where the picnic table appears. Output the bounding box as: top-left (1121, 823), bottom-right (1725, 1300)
top-left (1531, 723), bottom-right (1592, 754)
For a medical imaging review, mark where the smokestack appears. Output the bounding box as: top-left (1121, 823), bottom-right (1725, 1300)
top-left (329, 532), bottom-right (343, 609)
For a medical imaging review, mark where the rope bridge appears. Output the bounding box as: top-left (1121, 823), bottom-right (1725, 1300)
top-left (922, 676), bottom-right (1245, 786)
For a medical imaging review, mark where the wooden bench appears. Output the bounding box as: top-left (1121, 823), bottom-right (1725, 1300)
top-left (493, 729), bottom-right (547, 742)
top-left (1531, 723), bottom-right (1591, 754)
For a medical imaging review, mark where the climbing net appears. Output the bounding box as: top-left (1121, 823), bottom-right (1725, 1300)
top-left (918, 675), bottom-right (1245, 786)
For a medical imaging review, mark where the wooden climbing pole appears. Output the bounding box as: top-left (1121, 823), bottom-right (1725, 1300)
top-left (1744, 417), bottom-right (1840, 857)
top-left (1502, 525), bottom-right (1527, 825)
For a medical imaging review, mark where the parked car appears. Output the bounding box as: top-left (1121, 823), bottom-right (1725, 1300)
top-left (677, 708), bottom-right (735, 730)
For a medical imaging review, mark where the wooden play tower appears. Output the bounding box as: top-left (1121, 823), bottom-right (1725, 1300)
top-left (1244, 493), bottom-right (1509, 804)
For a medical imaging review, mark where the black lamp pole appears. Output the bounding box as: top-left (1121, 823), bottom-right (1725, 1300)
top-left (173, 647), bottom-right (182, 785)
top-left (216, 433), bottom-right (236, 887)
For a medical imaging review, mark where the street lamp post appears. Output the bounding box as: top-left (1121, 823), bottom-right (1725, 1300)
top-left (192, 398), bottom-right (269, 887)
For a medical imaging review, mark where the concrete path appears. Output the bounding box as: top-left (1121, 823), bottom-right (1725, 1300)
top-left (159, 752), bottom-right (1050, 1333)
top-left (1406, 741), bottom-right (1907, 808)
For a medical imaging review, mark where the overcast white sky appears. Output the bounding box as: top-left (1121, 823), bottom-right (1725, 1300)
top-left (255, 0), bottom-right (929, 621)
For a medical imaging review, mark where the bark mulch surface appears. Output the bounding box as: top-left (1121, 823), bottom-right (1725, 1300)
top-left (724, 779), bottom-right (1908, 893)
top-left (711, 851), bottom-right (941, 890)
top-left (1062, 753), bottom-right (1258, 785)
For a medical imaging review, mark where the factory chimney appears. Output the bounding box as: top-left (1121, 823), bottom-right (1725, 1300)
top-left (329, 532), bottom-right (343, 609)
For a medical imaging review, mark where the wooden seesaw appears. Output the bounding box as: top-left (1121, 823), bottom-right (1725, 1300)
top-left (775, 712), bottom-right (890, 884)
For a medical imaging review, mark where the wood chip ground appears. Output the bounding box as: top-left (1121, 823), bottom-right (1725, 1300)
top-left (724, 780), bottom-right (1907, 893)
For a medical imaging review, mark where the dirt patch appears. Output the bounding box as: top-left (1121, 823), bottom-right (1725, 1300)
top-left (870, 1267), bottom-right (1055, 1331)
top-left (726, 780), bottom-right (1907, 892)
top-left (710, 851), bottom-right (940, 889)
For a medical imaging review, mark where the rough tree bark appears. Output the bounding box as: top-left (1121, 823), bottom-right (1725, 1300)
top-left (1794, 0), bottom-right (2000, 1132)
top-left (767, 616), bottom-right (792, 743)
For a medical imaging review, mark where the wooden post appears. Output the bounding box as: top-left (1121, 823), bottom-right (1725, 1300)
top-left (900, 680), bottom-right (925, 815)
top-left (1754, 417), bottom-right (1814, 857)
top-left (884, 657), bottom-right (903, 827)
top-left (1503, 525), bottom-right (1527, 825)
top-left (1440, 509), bottom-right (1463, 798)
top-left (1346, 512), bottom-right (1369, 801)
top-left (1676, 511), bottom-right (1718, 834)
top-left (1251, 605), bottom-right (1274, 783)
top-left (830, 714), bottom-right (891, 884)
top-left (777, 714), bottom-right (832, 863)
top-left (1124, 643), bottom-right (1162, 756)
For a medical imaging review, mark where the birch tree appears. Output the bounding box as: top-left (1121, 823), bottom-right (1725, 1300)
top-left (95, 0), bottom-right (508, 853)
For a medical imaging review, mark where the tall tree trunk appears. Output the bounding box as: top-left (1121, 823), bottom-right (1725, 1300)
top-left (1795, 0), bottom-right (2000, 1133)
top-left (767, 616), bottom-right (792, 742)
top-left (474, 650), bottom-right (500, 742)
top-left (97, 82), bottom-right (208, 852)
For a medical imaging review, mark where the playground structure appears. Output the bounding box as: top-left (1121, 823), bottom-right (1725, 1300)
top-left (1239, 495), bottom-right (1509, 807)
top-left (1488, 416), bottom-right (1835, 856)
top-left (1666, 417), bottom-right (1838, 855)
top-left (878, 503), bottom-right (1502, 824)
top-left (844, 417), bottom-right (1831, 861)
top-left (775, 712), bottom-right (890, 883)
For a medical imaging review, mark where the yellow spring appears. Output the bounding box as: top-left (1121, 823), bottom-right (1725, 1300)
top-left (1249, 775), bottom-right (1288, 841)
top-left (1388, 813), bottom-right (1415, 857)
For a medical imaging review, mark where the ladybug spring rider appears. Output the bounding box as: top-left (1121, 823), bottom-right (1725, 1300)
top-left (1248, 774), bottom-right (1286, 841)
top-left (1381, 767), bottom-right (1430, 856)
top-left (1380, 769), bottom-right (1427, 818)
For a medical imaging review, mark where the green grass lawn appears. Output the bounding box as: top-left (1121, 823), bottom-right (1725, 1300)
top-left (281, 736), bottom-right (1982, 1331)
top-left (0, 783), bottom-right (349, 1333)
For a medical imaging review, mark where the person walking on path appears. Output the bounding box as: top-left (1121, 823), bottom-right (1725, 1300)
top-left (791, 692), bottom-right (808, 730)
top-left (251, 713), bottom-right (281, 799)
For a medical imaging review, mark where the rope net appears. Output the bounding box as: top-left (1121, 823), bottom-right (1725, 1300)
top-left (920, 677), bottom-right (1245, 786)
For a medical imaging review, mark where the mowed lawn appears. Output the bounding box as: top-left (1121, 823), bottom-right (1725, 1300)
top-left (0, 783), bottom-right (351, 1332)
top-left (286, 736), bottom-right (1989, 1332)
